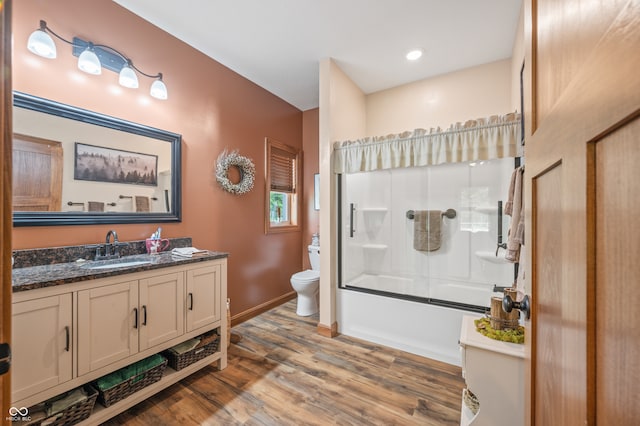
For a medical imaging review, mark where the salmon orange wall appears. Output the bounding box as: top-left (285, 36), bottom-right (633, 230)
top-left (11, 0), bottom-right (306, 317)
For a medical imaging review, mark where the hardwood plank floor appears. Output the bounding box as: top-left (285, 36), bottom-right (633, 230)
top-left (103, 300), bottom-right (465, 425)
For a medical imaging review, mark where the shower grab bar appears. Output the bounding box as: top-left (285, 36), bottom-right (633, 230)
top-left (496, 200), bottom-right (507, 256)
top-left (349, 203), bottom-right (356, 238)
top-left (406, 209), bottom-right (457, 220)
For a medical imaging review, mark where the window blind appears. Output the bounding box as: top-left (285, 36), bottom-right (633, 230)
top-left (270, 146), bottom-right (296, 193)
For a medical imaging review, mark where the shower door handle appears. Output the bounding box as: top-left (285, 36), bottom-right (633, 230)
top-left (349, 203), bottom-right (355, 237)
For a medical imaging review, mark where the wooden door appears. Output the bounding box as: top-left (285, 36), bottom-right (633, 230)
top-left (186, 264), bottom-right (221, 332)
top-left (0, 2), bottom-right (12, 424)
top-left (77, 281), bottom-right (139, 376)
top-left (12, 134), bottom-right (63, 211)
top-left (11, 295), bottom-right (73, 403)
top-left (524, 0), bottom-right (640, 424)
top-left (138, 272), bottom-right (184, 351)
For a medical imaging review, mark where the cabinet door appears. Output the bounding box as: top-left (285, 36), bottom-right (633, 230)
top-left (78, 281), bottom-right (138, 376)
top-left (186, 264), bottom-right (221, 332)
top-left (11, 294), bottom-right (73, 402)
top-left (139, 272), bottom-right (184, 351)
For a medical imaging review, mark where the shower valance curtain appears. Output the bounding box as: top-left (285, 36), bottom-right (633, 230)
top-left (333, 113), bottom-right (521, 174)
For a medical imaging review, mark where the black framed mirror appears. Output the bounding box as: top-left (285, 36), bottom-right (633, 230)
top-left (12, 91), bottom-right (181, 226)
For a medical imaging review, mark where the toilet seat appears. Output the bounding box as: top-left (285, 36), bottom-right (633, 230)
top-left (291, 269), bottom-right (319, 283)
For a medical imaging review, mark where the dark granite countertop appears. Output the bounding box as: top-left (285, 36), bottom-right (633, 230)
top-left (13, 251), bottom-right (228, 292)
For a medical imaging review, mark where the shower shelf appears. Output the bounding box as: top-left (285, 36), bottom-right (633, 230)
top-left (361, 208), bottom-right (388, 212)
top-left (472, 206), bottom-right (497, 213)
top-left (362, 244), bottom-right (388, 250)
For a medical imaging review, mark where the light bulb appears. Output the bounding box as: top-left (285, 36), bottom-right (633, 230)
top-left (119, 64), bottom-right (139, 88)
top-left (27, 28), bottom-right (56, 59)
top-left (150, 75), bottom-right (168, 100)
top-left (78, 46), bottom-right (101, 75)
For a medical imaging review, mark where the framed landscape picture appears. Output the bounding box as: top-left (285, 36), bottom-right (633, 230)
top-left (74, 142), bottom-right (158, 186)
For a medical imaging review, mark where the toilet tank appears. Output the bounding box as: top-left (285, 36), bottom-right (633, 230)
top-left (308, 245), bottom-right (320, 270)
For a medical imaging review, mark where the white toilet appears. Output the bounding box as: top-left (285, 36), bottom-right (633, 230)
top-left (290, 245), bottom-right (320, 316)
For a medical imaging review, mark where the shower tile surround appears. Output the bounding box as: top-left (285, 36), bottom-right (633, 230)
top-left (12, 237), bottom-right (228, 291)
top-left (341, 158), bottom-right (516, 310)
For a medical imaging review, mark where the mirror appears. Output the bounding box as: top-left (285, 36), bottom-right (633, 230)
top-left (12, 91), bottom-right (181, 226)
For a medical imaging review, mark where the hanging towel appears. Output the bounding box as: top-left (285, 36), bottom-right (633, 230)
top-left (88, 201), bottom-right (104, 212)
top-left (413, 210), bottom-right (442, 252)
top-left (505, 166), bottom-right (524, 262)
top-left (135, 196), bottom-right (150, 212)
top-left (503, 167), bottom-right (518, 216)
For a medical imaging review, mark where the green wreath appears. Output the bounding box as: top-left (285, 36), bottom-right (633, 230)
top-left (216, 150), bottom-right (255, 195)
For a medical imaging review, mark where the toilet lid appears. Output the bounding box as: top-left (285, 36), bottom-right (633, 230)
top-left (292, 270), bottom-right (319, 282)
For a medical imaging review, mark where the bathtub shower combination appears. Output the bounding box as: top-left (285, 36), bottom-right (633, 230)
top-left (333, 114), bottom-right (522, 363)
top-left (339, 156), bottom-right (517, 312)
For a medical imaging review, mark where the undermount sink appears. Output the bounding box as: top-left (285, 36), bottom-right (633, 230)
top-left (81, 258), bottom-right (152, 270)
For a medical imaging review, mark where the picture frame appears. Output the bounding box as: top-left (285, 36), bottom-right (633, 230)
top-left (74, 142), bottom-right (158, 186)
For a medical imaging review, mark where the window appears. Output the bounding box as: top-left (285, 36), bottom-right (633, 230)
top-left (265, 138), bottom-right (300, 233)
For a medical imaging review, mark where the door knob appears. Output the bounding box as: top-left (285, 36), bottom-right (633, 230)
top-left (502, 294), bottom-right (530, 320)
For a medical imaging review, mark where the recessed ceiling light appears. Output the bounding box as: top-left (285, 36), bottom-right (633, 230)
top-left (406, 49), bottom-right (423, 61)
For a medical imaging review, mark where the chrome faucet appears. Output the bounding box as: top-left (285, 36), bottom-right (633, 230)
top-left (106, 229), bottom-right (118, 245)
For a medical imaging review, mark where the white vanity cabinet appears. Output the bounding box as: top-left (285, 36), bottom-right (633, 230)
top-left (459, 315), bottom-right (524, 426)
top-left (186, 264), bottom-right (221, 332)
top-left (11, 294), bottom-right (73, 402)
top-left (11, 256), bottom-right (227, 424)
top-left (77, 271), bottom-right (185, 375)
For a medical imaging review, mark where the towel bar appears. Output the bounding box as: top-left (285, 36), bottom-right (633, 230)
top-left (406, 209), bottom-right (457, 220)
top-left (67, 201), bottom-right (84, 206)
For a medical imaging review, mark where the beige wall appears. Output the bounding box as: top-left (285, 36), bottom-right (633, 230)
top-left (366, 59), bottom-right (512, 137)
top-left (511, 3), bottom-right (525, 112)
top-left (302, 108), bottom-right (319, 269)
top-left (318, 58), bottom-right (366, 331)
top-left (12, 0), bottom-right (304, 318)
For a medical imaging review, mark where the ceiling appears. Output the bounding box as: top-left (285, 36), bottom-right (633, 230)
top-left (114, 0), bottom-right (523, 111)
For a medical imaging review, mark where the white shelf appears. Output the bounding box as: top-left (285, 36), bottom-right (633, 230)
top-left (362, 244), bottom-right (388, 250)
top-left (473, 206), bottom-right (497, 213)
top-left (361, 208), bottom-right (388, 212)
top-left (78, 351), bottom-right (223, 425)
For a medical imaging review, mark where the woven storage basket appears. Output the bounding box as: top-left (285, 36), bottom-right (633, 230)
top-left (29, 384), bottom-right (98, 426)
top-left (164, 332), bottom-right (219, 371)
top-left (95, 357), bottom-right (167, 407)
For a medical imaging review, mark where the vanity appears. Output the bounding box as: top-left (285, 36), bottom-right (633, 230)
top-left (11, 238), bottom-right (227, 425)
top-left (458, 314), bottom-right (524, 426)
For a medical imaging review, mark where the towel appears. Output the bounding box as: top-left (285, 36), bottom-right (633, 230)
top-left (135, 196), bottom-right (150, 212)
top-left (413, 210), bottom-right (442, 252)
top-left (95, 354), bottom-right (165, 391)
top-left (505, 166), bottom-right (524, 262)
top-left (503, 167), bottom-right (518, 216)
top-left (88, 201), bottom-right (104, 212)
top-left (171, 247), bottom-right (208, 258)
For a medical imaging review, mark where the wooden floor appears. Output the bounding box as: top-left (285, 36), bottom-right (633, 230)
top-left (104, 300), bottom-right (465, 425)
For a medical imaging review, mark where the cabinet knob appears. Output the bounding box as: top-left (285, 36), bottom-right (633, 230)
top-left (502, 294), bottom-right (530, 320)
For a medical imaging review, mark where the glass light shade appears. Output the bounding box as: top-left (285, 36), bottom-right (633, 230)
top-left (119, 65), bottom-right (139, 88)
top-left (150, 78), bottom-right (168, 100)
top-left (27, 30), bottom-right (57, 59)
top-left (78, 48), bottom-right (102, 75)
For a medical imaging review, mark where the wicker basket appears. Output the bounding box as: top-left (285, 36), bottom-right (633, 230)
top-left (164, 334), bottom-right (220, 371)
top-left (28, 384), bottom-right (98, 426)
top-left (95, 357), bottom-right (167, 407)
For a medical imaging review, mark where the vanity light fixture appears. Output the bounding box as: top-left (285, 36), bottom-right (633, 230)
top-left (26, 20), bottom-right (168, 100)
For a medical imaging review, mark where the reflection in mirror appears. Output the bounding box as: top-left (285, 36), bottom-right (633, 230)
top-left (12, 91), bottom-right (181, 226)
